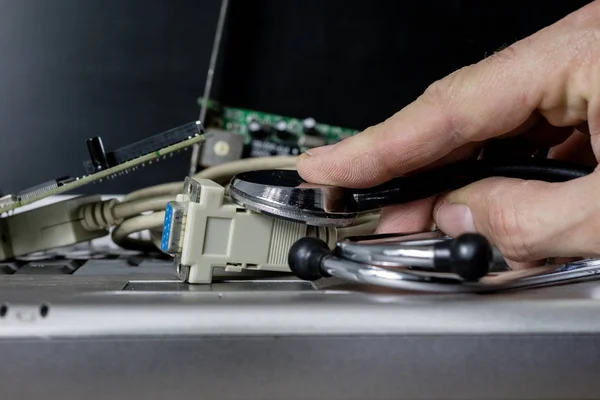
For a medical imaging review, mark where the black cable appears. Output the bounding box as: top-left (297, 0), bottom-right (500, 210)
top-left (354, 158), bottom-right (593, 211)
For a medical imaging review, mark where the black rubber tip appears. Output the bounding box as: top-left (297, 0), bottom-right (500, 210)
top-left (449, 233), bottom-right (492, 281)
top-left (288, 237), bottom-right (332, 281)
top-left (434, 233), bottom-right (492, 281)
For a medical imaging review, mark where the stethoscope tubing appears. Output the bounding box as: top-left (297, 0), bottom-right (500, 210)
top-left (320, 255), bottom-right (600, 293)
top-left (353, 158), bottom-right (593, 211)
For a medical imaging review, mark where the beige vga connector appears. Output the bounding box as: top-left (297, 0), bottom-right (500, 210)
top-left (160, 177), bottom-right (337, 284)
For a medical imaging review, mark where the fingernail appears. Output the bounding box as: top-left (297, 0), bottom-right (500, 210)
top-left (435, 201), bottom-right (475, 236)
top-left (305, 144), bottom-right (335, 156)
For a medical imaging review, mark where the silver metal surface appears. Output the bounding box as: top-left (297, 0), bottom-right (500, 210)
top-left (2, 275), bottom-right (600, 337)
top-left (229, 170), bottom-right (359, 227)
top-left (3, 334), bottom-right (600, 400)
top-left (2, 257), bottom-right (600, 336)
top-left (175, 262), bottom-right (190, 281)
top-left (182, 175), bottom-right (201, 202)
top-left (3, 254), bottom-right (600, 399)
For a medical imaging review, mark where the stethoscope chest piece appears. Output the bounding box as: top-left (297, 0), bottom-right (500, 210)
top-left (229, 170), bottom-right (360, 227)
top-left (229, 159), bottom-right (594, 228)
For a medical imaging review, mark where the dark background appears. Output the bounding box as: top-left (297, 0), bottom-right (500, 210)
top-left (0, 0), bottom-right (592, 195)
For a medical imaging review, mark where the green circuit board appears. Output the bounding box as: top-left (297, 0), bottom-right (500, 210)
top-left (0, 101), bottom-right (359, 214)
top-left (0, 123), bottom-right (204, 213)
top-left (198, 99), bottom-right (359, 149)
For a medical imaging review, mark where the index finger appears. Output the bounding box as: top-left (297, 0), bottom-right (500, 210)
top-left (296, 2), bottom-right (595, 188)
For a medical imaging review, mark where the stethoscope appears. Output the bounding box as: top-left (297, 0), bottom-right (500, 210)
top-left (228, 158), bottom-right (600, 293)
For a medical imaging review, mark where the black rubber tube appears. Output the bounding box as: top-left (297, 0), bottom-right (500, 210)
top-left (353, 158), bottom-right (593, 211)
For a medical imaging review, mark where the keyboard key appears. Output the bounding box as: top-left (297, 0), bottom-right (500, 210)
top-left (14, 260), bottom-right (81, 275)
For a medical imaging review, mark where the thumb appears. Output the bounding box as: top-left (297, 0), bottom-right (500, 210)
top-left (433, 173), bottom-right (600, 263)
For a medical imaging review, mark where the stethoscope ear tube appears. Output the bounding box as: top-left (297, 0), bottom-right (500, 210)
top-left (288, 233), bottom-right (494, 283)
top-left (287, 234), bottom-right (600, 293)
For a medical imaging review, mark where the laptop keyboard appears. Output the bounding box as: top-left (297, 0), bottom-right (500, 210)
top-left (0, 244), bottom-right (172, 275)
top-left (13, 260), bottom-right (81, 275)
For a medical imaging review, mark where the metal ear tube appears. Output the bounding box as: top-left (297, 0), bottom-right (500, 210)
top-left (288, 233), bottom-right (493, 283)
top-left (286, 233), bottom-right (600, 293)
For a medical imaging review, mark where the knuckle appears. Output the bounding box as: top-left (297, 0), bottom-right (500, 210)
top-left (422, 72), bottom-right (461, 111)
top-left (421, 71), bottom-right (470, 146)
top-left (485, 186), bottom-right (537, 260)
top-left (558, 28), bottom-right (600, 74)
top-left (536, 27), bottom-right (600, 126)
top-left (565, 1), bottom-right (600, 26)
top-left (482, 42), bottom-right (519, 65)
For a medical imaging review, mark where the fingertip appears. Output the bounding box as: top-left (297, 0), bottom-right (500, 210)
top-left (434, 200), bottom-right (476, 237)
top-left (295, 149), bottom-right (333, 183)
top-left (296, 139), bottom-right (345, 181)
top-left (296, 151), bottom-right (310, 165)
top-left (296, 133), bottom-right (388, 187)
top-left (304, 144), bottom-right (336, 157)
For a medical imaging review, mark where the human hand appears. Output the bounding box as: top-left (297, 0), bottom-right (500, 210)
top-left (297, 1), bottom-right (600, 269)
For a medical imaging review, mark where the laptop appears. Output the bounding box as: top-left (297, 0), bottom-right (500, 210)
top-left (1, 199), bottom-right (600, 399)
